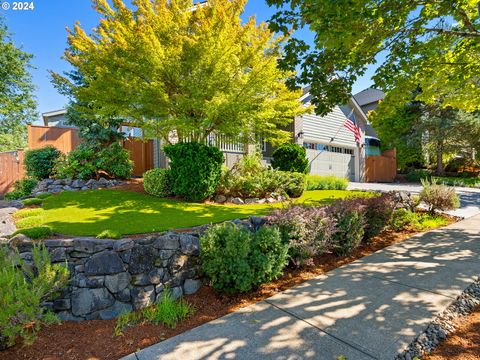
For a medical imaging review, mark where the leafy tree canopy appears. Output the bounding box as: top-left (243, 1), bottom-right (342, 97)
top-left (52, 0), bottom-right (308, 145)
top-left (267, 0), bottom-right (480, 114)
top-left (0, 16), bottom-right (37, 151)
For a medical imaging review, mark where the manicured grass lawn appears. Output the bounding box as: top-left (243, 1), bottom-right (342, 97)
top-left (434, 176), bottom-right (480, 188)
top-left (14, 189), bottom-right (371, 236)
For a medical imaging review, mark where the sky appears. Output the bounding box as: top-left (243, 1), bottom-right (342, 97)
top-left (1, 0), bottom-right (376, 121)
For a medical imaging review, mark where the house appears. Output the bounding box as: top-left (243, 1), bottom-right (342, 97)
top-left (42, 109), bottom-right (71, 128)
top-left (353, 87), bottom-right (386, 115)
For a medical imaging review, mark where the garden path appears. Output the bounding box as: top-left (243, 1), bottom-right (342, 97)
top-left (122, 214), bottom-right (480, 360)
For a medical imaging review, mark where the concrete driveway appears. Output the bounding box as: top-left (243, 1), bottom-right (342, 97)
top-left (348, 182), bottom-right (480, 219)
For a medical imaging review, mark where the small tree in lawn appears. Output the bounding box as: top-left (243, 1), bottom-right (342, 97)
top-left (51, 0), bottom-right (308, 145)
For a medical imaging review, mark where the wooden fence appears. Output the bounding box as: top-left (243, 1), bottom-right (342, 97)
top-left (28, 125), bottom-right (81, 154)
top-left (365, 149), bottom-right (397, 183)
top-left (123, 138), bottom-right (154, 177)
top-left (0, 150), bottom-right (25, 195)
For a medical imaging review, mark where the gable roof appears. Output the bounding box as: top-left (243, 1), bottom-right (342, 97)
top-left (353, 88), bottom-right (385, 107)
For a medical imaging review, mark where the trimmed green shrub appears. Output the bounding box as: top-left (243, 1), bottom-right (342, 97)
top-left (405, 169), bottom-right (431, 182)
top-left (271, 143), bottom-right (309, 174)
top-left (328, 200), bottom-right (366, 256)
top-left (21, 198), bottom-right (43, 206)
top-left (200, 223), bottom-right (288, 293)
top-left (266, 206), bottom-right (335, 266)
top-left (13, 226), bottom-right (53, 240)
top-left (143, 168), bottom-right (171, 198)
top-left (24, 146), bottom-right (62, 180)
top-left (420, 179), bottom-right (460, 214)
top-left (4, 179), bottom-right (38, 200)
top-left (390, 209), bottom-right (449, 232)
top-left (0, 245), bottom-right (69, 348)
top-left (55, 142), bottom-right (133, 180)
top-left (164, 142), bottom-right (224, 202)
top-left (306, 175), bottom-right (349, 190)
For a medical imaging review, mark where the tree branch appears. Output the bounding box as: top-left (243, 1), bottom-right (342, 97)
top-left (423, 27), bottom-right (480, 38)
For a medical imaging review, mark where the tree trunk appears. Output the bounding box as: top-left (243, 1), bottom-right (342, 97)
top-left (436, 142), bottom-right (444, 175)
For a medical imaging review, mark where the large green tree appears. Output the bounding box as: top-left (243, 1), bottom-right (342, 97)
top-left (52, 0), bottom-right (307, 145)
top-left (267, 0), bottom-right (480, 115)
top-left (372, 99), bottom-right (480, 174)
top-left (0, 16), bottom-right (37, 152)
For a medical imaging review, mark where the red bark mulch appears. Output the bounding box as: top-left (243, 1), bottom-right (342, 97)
top-left (2, 224), bottom-right (442, 360)
top-left (427, 305), bottom-right (480, 360)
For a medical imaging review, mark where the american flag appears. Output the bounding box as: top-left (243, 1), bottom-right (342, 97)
top-left (344, 114), bottom-right (361, 144)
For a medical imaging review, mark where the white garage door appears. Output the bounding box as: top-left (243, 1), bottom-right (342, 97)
top-left (306, 149), bottom-right (355, 180)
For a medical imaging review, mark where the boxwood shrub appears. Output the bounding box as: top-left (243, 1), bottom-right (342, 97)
top-left (143, 168), bottom-right (171, 198)
top-left (4, 179), bottom-right (38, 200)
top-left (164, 142), bottom-right (224, 202)
top-left (200, 223), bottom-right (288, 293)
top-left (271, 143), bottom-right (308, 174)
top-left (24, 146), bottom-right (62, 180)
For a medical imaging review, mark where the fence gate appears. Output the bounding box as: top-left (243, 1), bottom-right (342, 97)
top-left (123, 138), bottom-right (154, 177)
top-left (0, 151), bottom-right (25, 195)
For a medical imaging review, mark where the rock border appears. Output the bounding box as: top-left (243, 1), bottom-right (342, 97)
top-left (34, 177), bottom-right (123, 194)
top-left (213, 194), bottom-right (286, 205)
top-left (396, 277), bottom-right (480, 360)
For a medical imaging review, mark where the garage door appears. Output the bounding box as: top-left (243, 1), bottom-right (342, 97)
top-left (306, 149), bottom-right (355, 180)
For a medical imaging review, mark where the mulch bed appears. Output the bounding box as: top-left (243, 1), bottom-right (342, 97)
top-left (3, 223), bottom-right (451, 360)
top-left (427, 305), bottom-right (480, 360)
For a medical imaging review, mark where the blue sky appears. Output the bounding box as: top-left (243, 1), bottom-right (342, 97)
top-left (1, 0), bottom-right (376, 120)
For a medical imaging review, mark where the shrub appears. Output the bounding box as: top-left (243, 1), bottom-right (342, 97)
top-left (362, 194), bottom-right (395, 241)
top-left (97, 229), bottom-right (122, 239)
top-left (306, 175), bottom-right (349, 190)
top-left (55, 142), bottom-right (133, 180)
top-left (143, 168), bottom-right (171, 198)
top-left (216, 154), bottom-right (305, 199)
top-left (266, 206), bottom-right (335, 266)
top-left (405, 169), bottom-right (431, 182)
top-left (200, 223), bottom-right (288, 293)
top-left (0, 245), bottom-right (69, 348)
top-left (279, 172), bottom-right (306, 198)
top-left (164, 142), bottom-right (224, 202)
top-left (24, 146), bottom-right (62, 180)
top-left (420, 179), bottom-right (460, 214)
top-left (4, 178), bottom-right (38, 200)
top-left (328, 200), bottom-right (366, 256)
top-left (13, 226), bottom-right (53, 240)
top-left (390, 209), bottom-right (449, 231)
top-left (21, 198), bottom-right (43, 206)
top-left (271, 143), bottom-right (309, 174)
top-left (114, 289), bottom-right (194, 336)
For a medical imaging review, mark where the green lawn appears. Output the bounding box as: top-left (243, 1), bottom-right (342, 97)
top-left (434, 176), bottom-right (480, 188)
top-left (14, 189), bottom-right (371, 237)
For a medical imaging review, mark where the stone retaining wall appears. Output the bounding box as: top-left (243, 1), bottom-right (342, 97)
top-left (34, 177), bottom-right (122, 194)
top-left (11, 232), bottom-right (202, 321)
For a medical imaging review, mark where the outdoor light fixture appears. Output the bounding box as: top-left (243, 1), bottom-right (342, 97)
top-left (297, 131), bottom-right (304, 139)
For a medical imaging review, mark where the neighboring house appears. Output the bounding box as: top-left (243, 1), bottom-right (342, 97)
top-left (42, 109), bottom-right (72, 128)
top-left (353, 87), bottom-right (386, 115)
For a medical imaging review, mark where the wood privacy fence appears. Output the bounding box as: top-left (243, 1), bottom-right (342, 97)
top-left (28, 125), bottom-right (81, 153)
top-left (365, 149), bottom-right (397, 183)
top-left (123, 138), bottom-right (154, 177)
top-left (0, 126), bottom-right (156, 194)
top-left (0, 150), bottom-right (25, 194)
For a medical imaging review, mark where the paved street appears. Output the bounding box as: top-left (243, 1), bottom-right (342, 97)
top-left (349, 182), bottom-right (480, 219)
top-left (122, 215), bottom-right (480, 360)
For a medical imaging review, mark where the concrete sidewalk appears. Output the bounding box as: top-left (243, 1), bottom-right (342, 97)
top-left (122, 215), bottom-right (480, 360)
